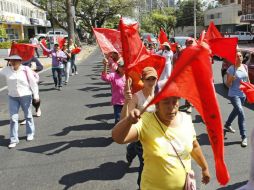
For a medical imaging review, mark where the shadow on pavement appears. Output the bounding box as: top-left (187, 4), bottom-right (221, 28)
top-left (196, 133), bottom-right (210, 146)
top-left (19, 137), bottom-right (113, 155)
top-left (224, 141), bottom-right (241, 146)
top-left (0, 120), bottom-right (9, 127)
top-left (217, 180), bottom-right (247, 190)
top-left (85, 113), bottom-right (113, 122)
top-left (78, 86), bottom-right (111, 92)
top-left (39, 82), bottom-right (55, 86)
top-left (214, 83), bottom-right (254, 111)
top-left (85, 102), bottom-right (111, 108)
top-left (93, 93), bottom-right (111, 98)
top-left (0, 135), bottom-right (9, 147)
top-left (59, 161), bottom-right (138, 190)
top-left (53, 123), bottom-right (113, 136)
top-left (39, 88), bottom-right (56, 92)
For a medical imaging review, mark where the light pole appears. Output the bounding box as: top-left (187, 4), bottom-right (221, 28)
top-left (194, 0), bottom-right (197, 39)
top-left (50, 0), bottom-right (55, 44)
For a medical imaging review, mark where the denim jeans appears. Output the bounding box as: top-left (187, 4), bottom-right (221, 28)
top-left (8, 95), bottom-right (35, 143)
top-left (52, 68), bottom-right (63, 87)
top-left (113, 105), bottom-right (123, 124)
top-left (225, 96), bottom-right (246, 139)
top-left (71, 54), bottom-right (77, 73)
top-left (127, 141), bottom-right (143, 187)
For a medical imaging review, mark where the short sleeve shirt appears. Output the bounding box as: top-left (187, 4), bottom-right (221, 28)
top-left (227, 65), bottom-right (248, 97)
top-left (133, 112), bottom-right (196, 190)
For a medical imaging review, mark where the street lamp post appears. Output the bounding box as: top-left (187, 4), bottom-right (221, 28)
top-left (50, 0), bottom-right (55, 44)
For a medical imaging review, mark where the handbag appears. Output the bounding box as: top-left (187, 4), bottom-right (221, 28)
top-left (154, 113), bottom-right (197, 190)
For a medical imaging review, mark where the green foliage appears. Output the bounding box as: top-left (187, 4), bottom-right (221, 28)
top-left (0, 25), bottom-right (7, 38)
top-left (0, 41), bottom-right (11, 49)
top-left (176, 0), bottom-right (204, 27)
top-left (17, 39), bottom-right (30, 43)
top-left (140, 7), bottom-right (176, 36)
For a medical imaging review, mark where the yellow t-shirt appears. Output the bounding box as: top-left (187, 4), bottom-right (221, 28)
top-left (134, 112), bottom-right (196, 190)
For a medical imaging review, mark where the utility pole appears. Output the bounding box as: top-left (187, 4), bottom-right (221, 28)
top-left (194, 0), bottom-right (197, 39)
top-left (50, 0), bottom-right (55, 44)
top-left (66, 0), bottom-right (75, 45)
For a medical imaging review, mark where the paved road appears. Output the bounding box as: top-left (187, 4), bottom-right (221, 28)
top-left (0, 48), bottom-right (253, 190)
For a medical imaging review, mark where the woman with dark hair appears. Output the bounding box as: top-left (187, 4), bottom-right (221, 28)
top-left (101, 60), bottom-right (125, 124)
top-left (225, 51), bottom-right (249, 147)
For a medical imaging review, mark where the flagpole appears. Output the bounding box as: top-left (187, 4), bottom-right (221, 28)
top-left (194, 0), bottom-right (197, 39)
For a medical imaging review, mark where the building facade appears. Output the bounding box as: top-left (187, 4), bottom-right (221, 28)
top-left (0, 0), bottom-right (50, 40)
top-left (240, 0), bottom-right (254, 32)
top-left (204, 0), bottom-right (244, 33)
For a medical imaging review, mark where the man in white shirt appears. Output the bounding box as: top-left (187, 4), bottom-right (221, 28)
top-left (29, 34), bottom-right (40, 58)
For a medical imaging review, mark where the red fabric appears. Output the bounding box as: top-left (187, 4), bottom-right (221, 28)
top-left (58, 37), bottom-right (66, 49)
top-left (41, 39), bottom-right (50, 56)
top-left (128, 55), bottom-right (166, 93)
top-left (71, 47), bottom-right (81, 54)
top-left (158, 28), bottom-right (169, 45)
top-left (145, 45), bottom-right (230, 185)
top-left (119, 19), bottom-right (149, 70)
top-left (93, 28), bottom-right (122, 56)
top-left (10, 44), bottom-right (36, 61)
top-left (158, 28), bottom-right (177, 53)
top-left (147, 34), bottom-right (152, 43)
top-left (205, 21), bottom-right (222, 41)
top-left (240, 81), bottom-right (254, 103)
top-left (209, 38), bottom-right (238, 64)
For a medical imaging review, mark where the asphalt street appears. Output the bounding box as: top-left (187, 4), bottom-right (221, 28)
top-left (0, 47), bottom-right (253, 190)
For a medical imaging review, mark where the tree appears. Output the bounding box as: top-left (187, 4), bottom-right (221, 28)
top-left (175, 0), bottom-right (204, 27)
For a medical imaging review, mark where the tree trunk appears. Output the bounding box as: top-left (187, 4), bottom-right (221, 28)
top-left (66, 0), bottom-right (75, 46)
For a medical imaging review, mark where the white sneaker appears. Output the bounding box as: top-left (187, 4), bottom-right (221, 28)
top-left (36, 108), bottom-right (41, 117)
top-left (75, 71), bottom-right (78, 75)
top-left (27, 135), bottom-right (34, 141)
top-left (20, 120), bottom-right (26, 125)
top-left (8, 143), bottom-right (17, 148)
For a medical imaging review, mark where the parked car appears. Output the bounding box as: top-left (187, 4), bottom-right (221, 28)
top-left (224, 31), bottom-right (254, 42)
top-left (221, 47), bottom-right (254, 87)
top-left (35, 30), bottom-right (68, 41)
top-left (170, 36), bottom-right (189, 48)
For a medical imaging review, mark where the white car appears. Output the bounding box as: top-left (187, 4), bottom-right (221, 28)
top-left (224, 31), bottom-right (254, 42)
top-left (35, 31), bottom-right (68, 41)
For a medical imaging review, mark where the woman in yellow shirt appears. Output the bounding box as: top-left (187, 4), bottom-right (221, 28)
top-left (112, 96), bottom-right (210, 190)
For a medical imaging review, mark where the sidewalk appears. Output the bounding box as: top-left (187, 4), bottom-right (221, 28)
top-left (0, 44), bottom-right (97, 69)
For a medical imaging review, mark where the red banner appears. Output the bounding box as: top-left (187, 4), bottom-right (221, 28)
top-left (145, 45), bottom-right (230, 185)
top-left (10, 44), bottom-right (36, 61)
top-left (58, 37), bottom-right (66, 49)
top-left (93, 28), bottom-right (122, 56)
top-left (41, 39), bottom-right (50, 56)
top-left (240, 81), bottom-right (254, 103)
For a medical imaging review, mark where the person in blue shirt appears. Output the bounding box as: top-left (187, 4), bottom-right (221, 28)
top-left (225, 51), bottom-right (249, 147)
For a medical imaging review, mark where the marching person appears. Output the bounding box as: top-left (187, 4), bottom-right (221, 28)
top-left (112, 96), bottom-right (210, 189)
top-left (62, 43), bottom-right (71, 85)
top-left (29, 34), bottom-right (40, 58)
top-left (101, 60), bottom-right (125, 124)
top-left (0, 55), bottom-right (39, 148)
top-left (121, 67), bottom-right (157, 189)
top-left (40, 43), bottom-right (67, 90)
top-left (69, 39), bottom-right (78, 75)
top-left (224, 51), bottom-right (249, 147)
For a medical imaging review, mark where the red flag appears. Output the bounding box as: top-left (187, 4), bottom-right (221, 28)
top-left (93, 28), bottom-right (122, 56)
top-left (240, 81), bottom-right (254, 103)
top-left (147, 34), bottom-right (152, 43)
top-left (119, 19), bottom-right (149, 69)
top-left (205, 21), bottom-right (222, 41)
top-left (71, 47), bottom-right (81, 54)
top-left (145, 45), bottom-right (230, 185)
top-left (10, 44), bottom-right (36, 62)
top-left (41, 39), bottom-right (50, 56)
top-left (58, 37), bottom-right (66, 49)
top-left (158, 28), bottom-right (177, 53)
top-left (158, 28), bottom-right (169, 45)
top-left (209, 38), bottom-right (238, 64)
top-left (128, 55), bottom-right (166, 93)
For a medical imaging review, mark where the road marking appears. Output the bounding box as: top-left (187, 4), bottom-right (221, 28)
top-left (0, 67), bottom-right (51, 93)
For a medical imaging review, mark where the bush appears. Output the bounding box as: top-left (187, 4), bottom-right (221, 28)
top-left (17, 39), bottom-right (29, 43)
top-left (0, 42), bottom-right (11, 49)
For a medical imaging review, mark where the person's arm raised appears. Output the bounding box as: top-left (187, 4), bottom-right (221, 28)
top-left (112, 108), bottom-right (140, 144)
